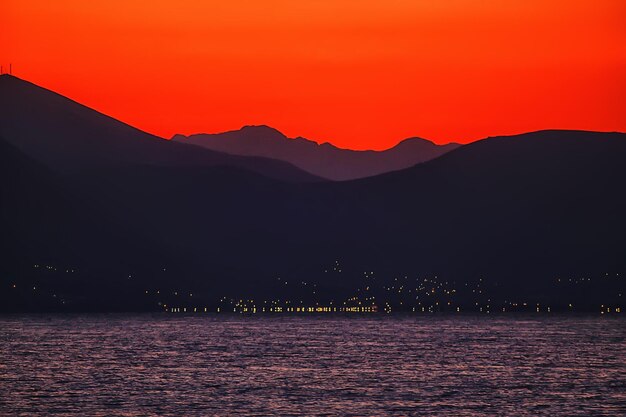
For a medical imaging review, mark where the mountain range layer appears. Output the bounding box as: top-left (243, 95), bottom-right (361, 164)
top-left (0, 75), bottom-right (321, 183)
top-left (173, 127), bottom-right (459, 180)
top-left (1, 74), bottom-right (624, 311)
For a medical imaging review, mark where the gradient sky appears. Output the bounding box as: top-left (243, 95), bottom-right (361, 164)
top-left (2, 0), bottom-right (625, 149)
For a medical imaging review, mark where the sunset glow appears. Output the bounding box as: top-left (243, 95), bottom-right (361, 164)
top-left (2, 0), bottom-right (624, 149)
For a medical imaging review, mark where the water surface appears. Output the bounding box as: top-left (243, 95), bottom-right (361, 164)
top-left (1, 315), bottom-right (624, 416)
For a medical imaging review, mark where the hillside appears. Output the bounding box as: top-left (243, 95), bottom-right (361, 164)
top-left (1, 76), bottom-right (625, 311)
top-left (0, 75), bottom-right (321, 183)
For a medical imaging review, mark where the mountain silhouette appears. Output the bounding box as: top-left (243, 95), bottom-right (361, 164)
top-left (0, 135), bottom-right (180, 281)
top-left (0, 75), bottom-right (322, 183)
top-left (1, 75), bottom-right (625, 311)
top-left (340, 130), bottom-right (626, 275)
top-left (173, 125), bottom-right (460, 180)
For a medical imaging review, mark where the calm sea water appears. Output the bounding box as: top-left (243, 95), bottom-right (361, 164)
top-left (0, 315), bottom-right (624, 416)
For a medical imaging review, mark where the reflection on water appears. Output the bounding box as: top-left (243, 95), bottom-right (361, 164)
top-left (0, 315), bottom-right (624, 416)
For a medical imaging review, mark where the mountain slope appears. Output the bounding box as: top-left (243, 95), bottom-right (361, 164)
top-left (173, 125), bottom-right (460, 180)
top-left (0, 136), bottom-right (178, 275)
top-left (2, 75), bottom-right (625, 310)
top-left (64, 129), bottom-right (626, 286)
top-left (0, 75), bottom-right (322, 183)
top-left (334, 130), bottom-right (626, 274)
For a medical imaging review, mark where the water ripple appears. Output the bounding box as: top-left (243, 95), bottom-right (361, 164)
top-left (0, 315), bottom-right (624, 416)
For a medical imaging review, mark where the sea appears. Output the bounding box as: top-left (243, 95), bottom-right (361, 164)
top-left (1, 314), bottom-right (624, 416)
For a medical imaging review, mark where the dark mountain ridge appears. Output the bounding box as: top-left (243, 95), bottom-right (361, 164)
top-left (173, 125), bottom-right (460, 180)
top-left (0, 74), bottom-right (322, 183)
top-left (23, 128), bottom-right (623, 310)
top-left (1, 76), bottom-right (624, 312)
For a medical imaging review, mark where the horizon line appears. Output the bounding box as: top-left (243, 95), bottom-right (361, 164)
top-left (2, 73), bottom-right (624, 152)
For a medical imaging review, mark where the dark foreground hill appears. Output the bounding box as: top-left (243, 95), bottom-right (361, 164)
top-left (1, 76), bottom-right (624, 312)
top-left (173, 125), bottom-right (460, 180)
top-left (0, 75), bottom-right (321, 182)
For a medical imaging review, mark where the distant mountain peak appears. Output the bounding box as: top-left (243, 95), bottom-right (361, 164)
top-left (240, 124), bottom-right (286, 137)
top-left (395, 137), bottom-right (436, 147)
top-left (226, 125), bottom-right (289, 140)
top-left (173, 126), bottom-right (461, 180)
top-left (393, 137), bottom-right (461, 151)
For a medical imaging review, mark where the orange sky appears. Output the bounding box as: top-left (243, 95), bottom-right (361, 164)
top-left (1, 0), bottom-right (625, 149)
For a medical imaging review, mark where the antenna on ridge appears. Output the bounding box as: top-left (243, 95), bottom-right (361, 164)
top-left (9, 63), bottom-right (12, 75)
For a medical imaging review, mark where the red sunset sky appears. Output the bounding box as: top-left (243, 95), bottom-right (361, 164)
top-left (1, 0), bottom-right (625, 149)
